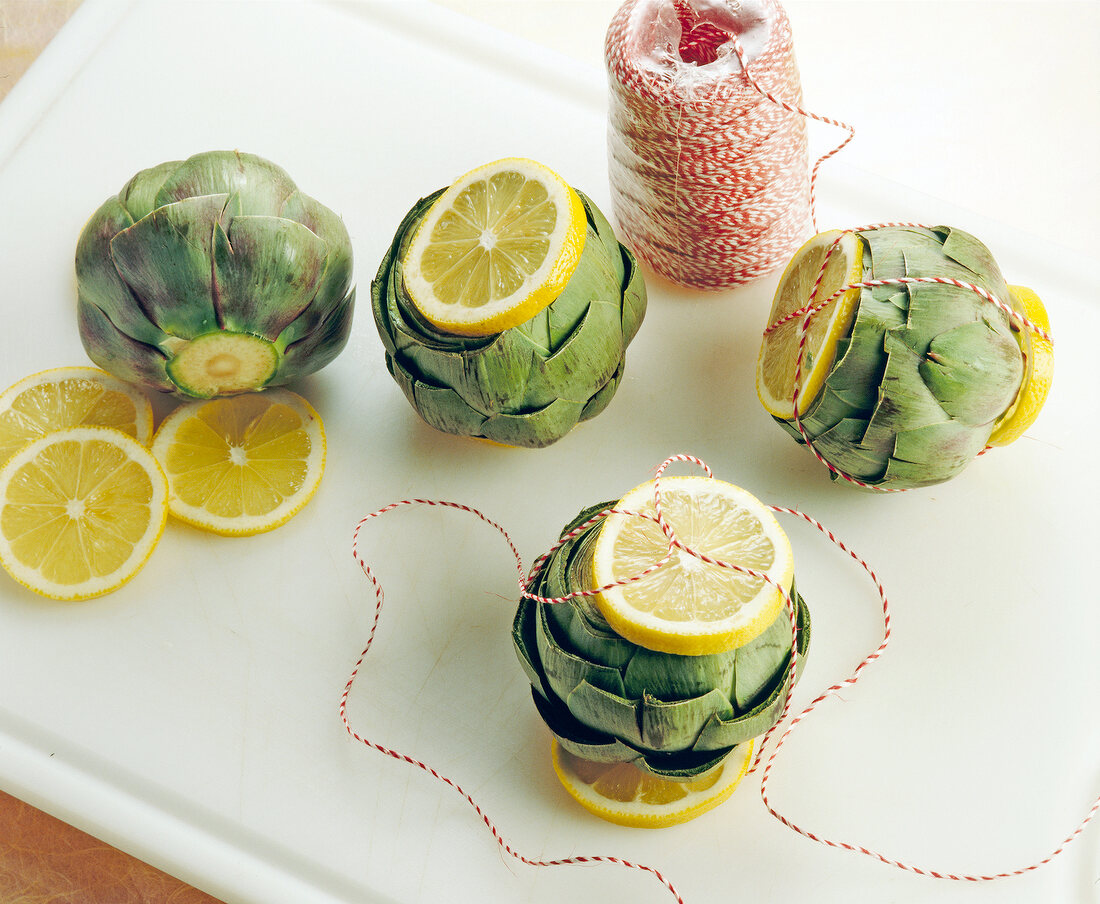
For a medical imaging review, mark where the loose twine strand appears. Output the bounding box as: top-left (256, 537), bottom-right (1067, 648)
top-left (343, 454), bottom-right (1099, 901)
top-left (761, 224), bottom-right (1055, 492)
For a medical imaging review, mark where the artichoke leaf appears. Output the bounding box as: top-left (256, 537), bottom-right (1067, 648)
top-left (110, 193), bottom-right (229, 337)
top-left (154, 150), bottom-right (296, 215)
top-left (536, 600), bottom-right (628, 700)
top-left (75, 197), bottom-right (167, 348)
top-left (940, 225), bottom-right (1007, 284)
top-left (480, 397), bottom-right (588, 448)
top-left (212, 216), bottom-right (328, 339)
top-left (619, 246), bottom-right (648, 344)
top-left (407, 376), bottom-right (488, 437)
top-left (529, 297), bottom-right (623, 404)
top-left (281, 288), bottom-right (355, 376)
top-left (918, 319), bottom-right (1023, 425)
top-left (543, 595), bottom-right (636, 669)
top-left (578, 364), bottom-right (624, 423)
top-left (565, 680), bottom-right (647, 747)
top-left (77, 300), bottom-right (173, 392)
top-left (119, 160), bottom-right (181, 222)
top-left (860, 332), bottom-right (953, 451)
top-left (277, 192), bottom-right (355, 347)
top-left (622, 647), bottom-right (736, 703)
top-left (512, 599), bottom-right (551, 699)
top-left (731, 596), bottom-right (795, 708)
top-left (638, 688), bottom-right (736, 751)
top-left (887, 420), bottom-right (990, 480)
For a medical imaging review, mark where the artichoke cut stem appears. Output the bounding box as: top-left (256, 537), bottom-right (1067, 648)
top-left (166, 331), bottom-right (279, 398)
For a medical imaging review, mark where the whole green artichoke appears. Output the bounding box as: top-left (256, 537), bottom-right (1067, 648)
top-left (771, 225), bottom-right (1031, 490)
top-left (371, 189), bottom-right (647, 448)
top-left (77, 150), bottom-right (355, 399)
top-left (513, 503), bottom-right (811, 779)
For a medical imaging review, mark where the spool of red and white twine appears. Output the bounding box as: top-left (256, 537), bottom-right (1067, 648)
top-left (605, 0), bottom-right (850, 288)
top-left (343, 454), bottom-right (1099, 902)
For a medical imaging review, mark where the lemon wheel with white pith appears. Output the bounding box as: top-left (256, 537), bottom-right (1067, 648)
top-left (400, 157), bottom-right (587, 336)
top-left (591, 476), bottom-right (794, 656)
top-left (0, 427), bottom-right (168, 600)
top-left (0, 366), bottom-right (154, 465)
top-left (151, 389), bottom-right (325, 536)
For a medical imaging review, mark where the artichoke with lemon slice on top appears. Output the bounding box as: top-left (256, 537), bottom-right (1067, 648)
top-left (514, 475), bottom-right (811, 825)
top-left (76, 150), bottom-right (355, 399)
top-left (371, 158), bottom-right (647, 449)
top-left (756, 225), bottom-right (1052, 490)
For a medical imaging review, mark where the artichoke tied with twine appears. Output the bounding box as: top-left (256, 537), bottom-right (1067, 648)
top-left (77, 150), bottom-right (355, 399)
top-left (371, 186), bottom-right (647, 448)
top-left (758, 225), bottom-right (1052, 490)
top-left (513, 503), bottom-right (811, 779)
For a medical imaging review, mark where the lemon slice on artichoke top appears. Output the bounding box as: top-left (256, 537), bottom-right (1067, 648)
top-left (401, 157), bottom-right (587, 336)
top-left (591, 476), bottom-right (795, 656)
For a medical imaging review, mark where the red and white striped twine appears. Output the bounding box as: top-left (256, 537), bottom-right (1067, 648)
top-left (605, 0), bottom-right (854, 288)
top-left (343, 454), bottom-right (1098, 901)
top-left (763, 223), bottom-right (1054, 492)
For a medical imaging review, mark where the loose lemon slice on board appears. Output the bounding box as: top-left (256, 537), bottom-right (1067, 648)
top-left (757, 230), bottom-right (863, 420)
top-left (0, 427), bottom-right (168, 600)
top-left (551, 739), bottom-right (754, 828)
top-left (0, 366), bottom-right (154, 464)
top-left (591, 476), bottom-right (794, 656)
top-left (401, 157), bottom-right (587, 336)
top-left (151, 389), bottom-right (325, 536)
top-left (986, 285), bottom-right (1053, 447)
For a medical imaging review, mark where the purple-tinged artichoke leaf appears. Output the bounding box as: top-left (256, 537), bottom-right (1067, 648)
top-left (75, 197), bottom-right (167, 348)
top-left (212, 216), bottom-right (327, 340)
top-left (280, 192), bottom-right (354, 299)
top-left (154, 150), bottom-right (296, 216)
top-left (279, 289), bottom-right (354, 379)
top-left (77, 300), bottom-right (172, 392)
top-left (109, 194), bottom-right (228, 338)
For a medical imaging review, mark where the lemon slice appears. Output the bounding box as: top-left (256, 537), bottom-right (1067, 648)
top-left (986, 285), bottom-right (1053, 447)
top-left (550, 739), bottom-right (754, 828)
top-left (0, 366), bottom-right (154, 465)
top-left (401, 157), bottom-right (587, 336)
top-left (757, 230), bottom-right (863, 419)
top-left (151, 389), bottom-right (325, 536)
top-left (0, 427), bottom-right (168, 600)
top-left (591, 476), bottom-right (794, 656)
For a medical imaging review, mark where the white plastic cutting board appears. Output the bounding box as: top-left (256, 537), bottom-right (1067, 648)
top-left (0, 2), bottom-right (1096, 903)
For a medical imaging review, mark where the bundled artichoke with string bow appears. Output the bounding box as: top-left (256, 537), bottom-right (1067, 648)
top-left (756, 225), bottom-right (1052, 490)
top-left (372, 158), bottom-right (646, 448)
top-left (514, 474), bottom-right (810, 826)
top-left (77, 150), bottom-right (355, 399)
